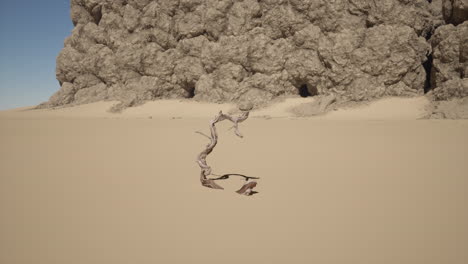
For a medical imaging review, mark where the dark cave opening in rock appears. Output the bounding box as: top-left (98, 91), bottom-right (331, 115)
top-left (298, 84), bottom-right (317, 97)
top-left (187, 87), bottom-right (195, 98)
top-left (423, 54), bottom-right (434, 93)
top-left (92, 5), bottom-right (102, 25)
top-left (422, 30), bottom-right (434, 93)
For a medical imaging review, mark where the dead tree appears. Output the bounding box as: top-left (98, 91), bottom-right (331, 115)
top-left (196, 103), bottom-right (259, 195)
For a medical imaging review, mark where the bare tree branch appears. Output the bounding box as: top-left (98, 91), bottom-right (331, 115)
top-left (236, 182), bottom-right (258, 196)
top-left (196, 105), bottom-right (259, 194)
top-left (209, 173), bottom-right (260, 181)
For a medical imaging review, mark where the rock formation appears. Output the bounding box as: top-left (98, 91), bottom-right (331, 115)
top-left (431, 21), bottom-right (468, 100)
top-left (40, 0), bottom-right (468, 110)
top-left (442, 0), bottom-right (468, 25)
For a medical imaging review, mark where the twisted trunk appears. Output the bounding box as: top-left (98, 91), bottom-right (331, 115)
top-left (196, 110), bottom-right (258, 194)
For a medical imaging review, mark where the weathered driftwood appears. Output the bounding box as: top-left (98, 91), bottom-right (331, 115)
top-left (236, 181), bottom-right (258, 196)
top-left (196, 105), bottom-right (258, 195)
top-left (210, 173), bottom-right (260, 181)
top-left (211, 173), bottom-right (260, 195)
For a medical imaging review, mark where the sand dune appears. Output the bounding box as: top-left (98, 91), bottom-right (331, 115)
top-left (1, 96), bottom-right (430, 120)
top-left (1, 97), bottom-right (467, 264)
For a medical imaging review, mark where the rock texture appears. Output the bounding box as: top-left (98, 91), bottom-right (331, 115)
top-left (431, 21), bottom-right (468, 99)
top-left (40, 0), bottom-right (468, 110)
top-left (442, 0), bottom-right (468, 25)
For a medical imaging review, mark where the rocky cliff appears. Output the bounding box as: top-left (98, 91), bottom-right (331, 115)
top-left (41, 0), bottom-right (468, 111)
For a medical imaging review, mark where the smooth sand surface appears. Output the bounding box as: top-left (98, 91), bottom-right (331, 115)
top-left (1, 98), bottom-right (467, 264)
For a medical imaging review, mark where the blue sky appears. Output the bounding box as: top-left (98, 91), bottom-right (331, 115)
top-left (0, 0), bottom-right (73, 110)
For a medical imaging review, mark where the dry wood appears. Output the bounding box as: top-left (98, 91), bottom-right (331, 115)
top-left (236, 181), bottom-right (258, 196)
top-left (196, 108), bottom-right (259, 194)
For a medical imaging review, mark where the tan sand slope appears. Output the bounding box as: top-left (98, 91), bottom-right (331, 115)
top-left (1, 96), bottom-right (430, 120)
top-left (1, 98), bottom-right (467, 264)
top-left (255, 96), bottom-right (430, 120)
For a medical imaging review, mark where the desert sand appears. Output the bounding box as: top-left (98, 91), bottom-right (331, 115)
top-left (1, 97), bottom-right (467, 264)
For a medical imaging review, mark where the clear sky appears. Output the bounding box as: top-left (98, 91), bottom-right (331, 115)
top-left (0, 0), bottom-right (73, 110)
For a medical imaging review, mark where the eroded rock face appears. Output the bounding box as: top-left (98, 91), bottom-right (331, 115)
top-left (442, 0), bottom-right (468, 25)
top-left (42, 0), bottom-right (462, 109)
top-left (431, 21), bottom-right (468, 100)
